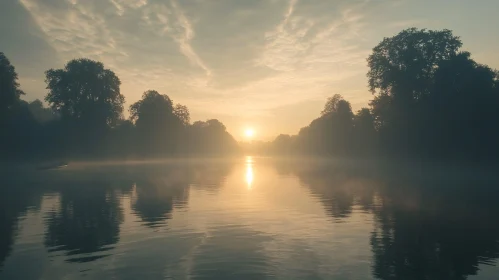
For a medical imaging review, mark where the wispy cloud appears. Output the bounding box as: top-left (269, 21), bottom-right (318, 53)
top-left (19, 0), bottom-right (126, 65)
top-left (169, 0), bottom-right (211, 77)
top-left (110, 0), bottom-right (148, 15)
top-left (12, 0), bottom-right (452, 139)
top-left (250, 0), bottom-right (371, 110)
top-left (18, 0), bottom-right (374, 128)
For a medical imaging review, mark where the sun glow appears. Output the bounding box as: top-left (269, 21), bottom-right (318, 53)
top-left (245, 128), bottom-right (255, 138)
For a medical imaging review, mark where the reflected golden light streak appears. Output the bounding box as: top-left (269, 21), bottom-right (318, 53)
top-left (245, 156), bottom-right (254, 189)
top-left (245, 156), bottom-right (253, 164)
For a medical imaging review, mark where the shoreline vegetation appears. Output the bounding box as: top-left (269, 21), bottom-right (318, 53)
top-left (2, 28), bottom-right (499, 165)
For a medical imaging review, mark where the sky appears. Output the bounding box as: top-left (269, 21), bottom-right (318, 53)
top-left (1, 0), bottom-right (499, 141)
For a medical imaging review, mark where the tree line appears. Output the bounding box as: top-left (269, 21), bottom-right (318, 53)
top-left (2, 27), bottom-right (499, 162)
top-left (260, 28), bottom-right (499, 162)
top-left (0, 56), bottom-right (238, 161)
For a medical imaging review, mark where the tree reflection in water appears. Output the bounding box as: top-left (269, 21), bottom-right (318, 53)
top-left (44, 181), bottom-right (124, 263)
top-left (131, 177), bottom-right (189, 228)
top-left (285, 160), bottom-right (499, 280)
top-left (0, 180), bottom-right (42, 269)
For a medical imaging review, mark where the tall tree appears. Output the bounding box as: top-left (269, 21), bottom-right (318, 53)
top-left (323, 97), bottom-right (354, 155)
top-left (367, 28), bottom-right (462, 100)
top-left (173, 104), bottom-right (190, 126)
top-left (45, 58), bottom-right (124, 128)
top-left (427, 52), bottom-right (499, 160)
top-left (367, 28), bottom-right (463, 156)
top-left (44, 59), bottom-right (124, 157)
top-left (0, 52), bottom-right (24, 116)
top-left (367, 28), bottom-right (462, 127)
top-left (130, 90), bottom-right (174, 125)
top-left (0, 53), bottom-right (40, 159)
top-left (130, 90), bottom-right (183, 156)
top-left (321, 94), bottom-right (344, 116)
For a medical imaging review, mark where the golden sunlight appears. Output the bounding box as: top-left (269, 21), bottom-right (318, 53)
top-left (245, 128), bottom-right (255, 138)
top-left (245, 156), bottom-right (254, 189)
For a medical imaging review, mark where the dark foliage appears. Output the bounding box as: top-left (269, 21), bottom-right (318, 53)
top-left (2, 27), bottom-right (499, 162)
top-left (0, 55), bottom-right (238, 161)
top-left (260, 28), bottom-right (499, 162)
top-left (0, 52), bottom-right (24, 116)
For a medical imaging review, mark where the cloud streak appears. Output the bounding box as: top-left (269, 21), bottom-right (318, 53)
top-left (15, 0), bottom-right (381, 139)
top-left (169, 0), bottom-right (211, 77)
top-left (12, 0), bottom-right (493, 140)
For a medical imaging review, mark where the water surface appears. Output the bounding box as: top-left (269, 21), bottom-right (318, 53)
top-left (1, 157), bottom-right (499, 279)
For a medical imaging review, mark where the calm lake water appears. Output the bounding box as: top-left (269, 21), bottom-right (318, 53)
top-left (1, 157), bottom-right (499, 280)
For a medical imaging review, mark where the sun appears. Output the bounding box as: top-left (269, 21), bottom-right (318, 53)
top-left (245, 128), bottom-right (255, 138)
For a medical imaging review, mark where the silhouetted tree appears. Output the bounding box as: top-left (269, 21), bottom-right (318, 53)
top-left (353, 108), bottom-right (377, 156)
top-left (291, 95), bottom-right (354, 156)
top-left (0, 101), bottom-right (40, 159)
top-left (45, 58), bottom-right (124, 126)
top-left (367, 28), bottom-right (462, 157)
top-left (130, 90), bottom-right (173, 123)
top-left (0, 53), bottom-right (38, 160)
top-left (130, 90), bottom-right (184, 156)
top-left (44, 58), bottom-right (125, 157)
top-left (173, 104), bottom-right (190, 126)
top-left (188, 119), bottom-right (239, 155)
top-left (425, 52), bottom-right (499, 160)
top-left (3, 27), bottom-right (498, 163)
top-left (0, 52), bottom-right (24, 117)
top-left (367, 28), bottom-right (499, 161)
top-left (368, 28), bottom-right (461, 100)
top-left (321, 94), bottom-right (341, 116)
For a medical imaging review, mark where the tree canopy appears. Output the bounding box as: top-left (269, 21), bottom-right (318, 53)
top-left (130, 90), bottom-right (174, 125)
top-left (257, 28), bottom-right (499, 161)
top-left (0, 52), bottom-right (24, 115)
top-left (2, 27), bottom-right (499, 162)
top-left (45, 58), bottom-right (124, 128)
top-left (367, 28), bottom-right (462, 98)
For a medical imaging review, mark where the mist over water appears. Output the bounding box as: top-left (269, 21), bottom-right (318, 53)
top-left (1, 157), bottom-right (498, 280)
top-left (2, 3), bottom-right (499, 278)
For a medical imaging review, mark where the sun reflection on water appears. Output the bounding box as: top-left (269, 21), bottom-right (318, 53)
top-left (245, 156), bottom-right (253, 189)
